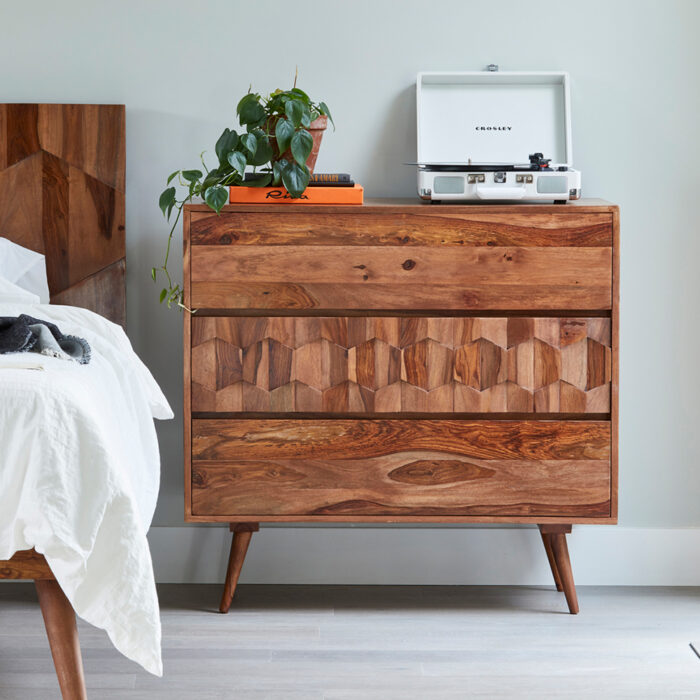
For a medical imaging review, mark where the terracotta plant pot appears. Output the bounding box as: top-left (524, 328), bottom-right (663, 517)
top-left (269, 115), bottom-right (327, 174)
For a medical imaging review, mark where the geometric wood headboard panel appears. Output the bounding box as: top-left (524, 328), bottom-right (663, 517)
top-left (0, 103), bottom-right (126, 326)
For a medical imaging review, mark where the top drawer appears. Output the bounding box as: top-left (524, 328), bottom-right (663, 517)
top-left (188, 209), bottom-right (613, 311)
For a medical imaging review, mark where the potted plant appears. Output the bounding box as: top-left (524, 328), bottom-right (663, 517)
top-left (153, 80), bottom-right (334, 309)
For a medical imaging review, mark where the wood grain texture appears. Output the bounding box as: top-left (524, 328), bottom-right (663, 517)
top-left (0, 103), bottom-right (126, 326)
top-left (0, 549), bottom-right (54, 580)
top-left (219, 523), bottom-right (258, 614)
top-left (191, 420), bottom-right (610, 518)
top-left (190, 245), bottom-right (612, 311)
top-left (189, 210), bottom-right (613, 247)
top-left (183, 201), bottom-right (619, 530)
top-left (193, 457), bottom-right (610, 518)
top-left (191, 316), bottom-right (611, 413)
top-left (35, 580), bottom-right (87, 700)
top-left (611, 207), bottom-right (620, 522)
top-left (192, 419), bottom-right (611, 462)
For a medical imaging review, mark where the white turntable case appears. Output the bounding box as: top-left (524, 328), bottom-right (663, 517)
top-left (415, 71), bottom-right (581, 202)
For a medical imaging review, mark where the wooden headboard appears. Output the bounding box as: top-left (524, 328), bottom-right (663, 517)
top-left (0, 103), bottom-right (126, 326)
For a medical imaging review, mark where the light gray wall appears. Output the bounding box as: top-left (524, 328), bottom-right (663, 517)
top-left (2, 0), bottom-right (699, 532)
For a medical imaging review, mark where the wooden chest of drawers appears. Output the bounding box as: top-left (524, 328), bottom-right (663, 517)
top-left (183, 199), bottom-right (619, 614)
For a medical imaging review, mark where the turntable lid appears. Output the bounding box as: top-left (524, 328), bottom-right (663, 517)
top-left (416, 71), bottom-right (573, 167)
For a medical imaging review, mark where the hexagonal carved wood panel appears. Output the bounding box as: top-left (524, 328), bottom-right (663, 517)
top-left (191, 316), bottom-right (611, 413)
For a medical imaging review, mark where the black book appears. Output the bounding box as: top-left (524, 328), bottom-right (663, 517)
top-left (308, 173), bottom-right (353, 185)
top-left (243, 172), bottom-right (355, 187)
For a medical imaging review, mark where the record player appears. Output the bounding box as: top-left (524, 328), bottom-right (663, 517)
top-left (415, 69), bottom-right (581, 203)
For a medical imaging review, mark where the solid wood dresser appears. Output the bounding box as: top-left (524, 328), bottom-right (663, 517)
top-left (183, 199), bottom-right (619, 614)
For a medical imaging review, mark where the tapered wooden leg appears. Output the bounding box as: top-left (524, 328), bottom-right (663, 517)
top-left (219, 523), bottom-right (259, 614)
top-left (35, 579), bottom-right (87, 700)
top-left (539, 525), bottom-right (579, 614)
top-left (538, 528), bottom-right (563, 591)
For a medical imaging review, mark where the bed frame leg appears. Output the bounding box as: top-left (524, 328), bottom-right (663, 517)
top-left (35, 579), bottom-right (88, 700)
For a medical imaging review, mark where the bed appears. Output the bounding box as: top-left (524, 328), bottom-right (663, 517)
top-left (0, 104), bottom-right (172, 698)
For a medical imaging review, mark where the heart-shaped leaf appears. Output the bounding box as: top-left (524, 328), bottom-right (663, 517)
top-left (272, 159), bottom-right (287, 186)
top-left (281, 161), bottom-right (310, 197)
top-left (227, 151), bottom-right (247, 178)
top-left (237, 92), bottom-right (259, 115)
top-left (285, 99), bottom-right (304, 127)
top-left (215, 128), bottom-right (238, 165)
top-left (182, 169), bottom-right (202, 183)
top-left (300, 106), bottom-right (312, 128)
top-left (159, 187), bottom-right (176, 217)
top-left (166, 170), bottom-right (180, 185)
top-left (290, 87), bottom-right (310, 103)
top-left (204, 185), bottom-right (229, 213)
top-left (275, 117), bottom-right (295, 154)
top-left (291, 129), bottom-right (313, 166)
top-left (247, 131), bottom-right (273, 167)
top-left (241, 133), bottom-right (257, 156)
top-left (238, 94), bottom-right (265, 126)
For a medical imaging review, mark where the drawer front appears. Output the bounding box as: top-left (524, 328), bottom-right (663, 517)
top-left (191, 316), bottom-right (611, 414)
top-left (191, 419), bottom-right (612, 518)
top-left (189, 208), bottom-right (612, 311)
top-left (189, 210), bottom-right (613, 247)
top-left (190, 245), bottom-right (612, 311)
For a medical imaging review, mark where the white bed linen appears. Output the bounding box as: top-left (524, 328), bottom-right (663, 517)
top-left (0, 301), bottom-right (173, 676)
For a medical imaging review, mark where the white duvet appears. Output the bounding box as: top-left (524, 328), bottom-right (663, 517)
top-left (0, 298), bottom-right (173, 676)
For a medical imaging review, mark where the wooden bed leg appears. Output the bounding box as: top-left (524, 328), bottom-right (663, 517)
top-left (219, 523), bottom-right (259, 614)
top-left (538, 526), bottom-right (563, 591)
top-left (35, 579), bottom-right (88, 700)
top-left (539, 525), bottom-right (579, 614)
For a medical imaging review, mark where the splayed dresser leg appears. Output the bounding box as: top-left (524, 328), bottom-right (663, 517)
top-left (219, 523), bottom-right (259, 613)
top-left (539, 524), bottom-right (579, 614)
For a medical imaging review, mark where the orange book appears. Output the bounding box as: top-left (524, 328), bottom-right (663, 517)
top-left (229, 184), bottom-right (363, 205)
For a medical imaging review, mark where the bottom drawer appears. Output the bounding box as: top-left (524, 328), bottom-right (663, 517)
top-left (191, 419), bottom-right (611, 520)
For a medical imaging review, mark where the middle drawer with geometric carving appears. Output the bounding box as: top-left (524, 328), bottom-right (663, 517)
top-left (191, 316), bottom-right (611, 414)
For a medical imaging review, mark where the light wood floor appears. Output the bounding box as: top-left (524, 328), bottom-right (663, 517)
top-left (1, 584), bottom-right (699, 699)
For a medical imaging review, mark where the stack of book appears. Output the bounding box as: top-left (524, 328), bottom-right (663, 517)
top-left (229, 173), bottom-right (363, 204)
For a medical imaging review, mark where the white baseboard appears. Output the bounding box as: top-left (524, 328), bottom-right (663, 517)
top-left (147, 525), bottom-right (700, 586)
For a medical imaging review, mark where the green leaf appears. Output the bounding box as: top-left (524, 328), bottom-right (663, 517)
top-left (227, 150), bottom-right (247, 178)
top-left (247, 131), bottom-right (273, 167)
top-left (181, 169), bottom-right (202, 183)
top-left (247, 173), bottom-right (272, 187)
top-left (241, 133), bottom-right (257, 156)
top-left (272, 159), bottom-right (287, 186)
top-left (215, 128), bottom-right (238, 165)
top-left (204, 185), bottom-right (228, 213)
top-left (151, 267), bottom-right (157, 282)
top-left (167, 170), bottom-right (180, 185)
top-left (159, 187), bottom-right (176, 217)
top-left (290, 87), bottom-right (310, 103)
top-left (318, 101), bottom-right (335, 129)
top-left (285, 99), bottom-right (304, 127)
top-left (300, 106), bottom-right (312, 128)
top-left (275, 118), bottom-right (295, 154)
top-left (281, 161), bottom-right (310, 197)
top-left (291, 129), bottom-right (313, 166)
top-left (238, 94), bottom-right (265, 126)
top-left (237, 92), bottom-right (259, 116)
top-left (159, 288), bottom-right (167, 304)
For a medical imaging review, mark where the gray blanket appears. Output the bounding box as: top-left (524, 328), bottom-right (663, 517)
top-left (0, 314), bottom-right (91, 364)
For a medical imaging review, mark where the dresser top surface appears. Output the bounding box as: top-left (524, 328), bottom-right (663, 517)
top-left (184, 197), bottom-right (617, 215)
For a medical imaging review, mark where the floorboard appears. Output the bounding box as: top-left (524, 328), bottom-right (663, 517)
top-left (0, 584), bottom-right (698, 699)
